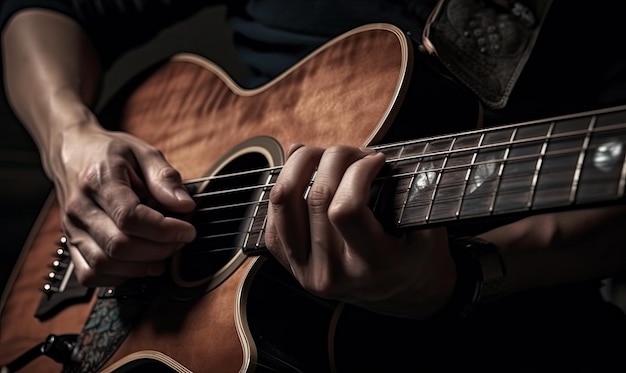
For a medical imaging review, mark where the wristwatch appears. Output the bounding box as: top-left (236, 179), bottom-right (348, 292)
top-left (439, 236), bottom-right (506, 318)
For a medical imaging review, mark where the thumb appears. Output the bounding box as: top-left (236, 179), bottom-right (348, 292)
top-left (138, 151), bottom-right (196, 213)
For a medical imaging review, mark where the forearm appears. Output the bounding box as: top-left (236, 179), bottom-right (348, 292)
top-left (1, 9), bottom-right (101, 174)
top-left (479, 205), bottom-right (626, 295)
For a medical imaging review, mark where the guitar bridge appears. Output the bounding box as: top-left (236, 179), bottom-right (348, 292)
top-left (35, 236), bottom-right (93, 321)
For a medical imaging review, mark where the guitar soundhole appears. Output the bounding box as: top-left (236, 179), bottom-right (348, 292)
top-left (177, 152), bottom-right (270, 283)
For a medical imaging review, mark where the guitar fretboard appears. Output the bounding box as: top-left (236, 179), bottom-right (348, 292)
top-left (373, 105), bottom-right (626, 228)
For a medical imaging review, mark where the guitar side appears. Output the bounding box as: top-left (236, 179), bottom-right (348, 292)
top-left (2, 23), bottom-right (477, 372)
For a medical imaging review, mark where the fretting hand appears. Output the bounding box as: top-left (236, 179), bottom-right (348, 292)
top-left (265, 144), bottom-right (456, 319)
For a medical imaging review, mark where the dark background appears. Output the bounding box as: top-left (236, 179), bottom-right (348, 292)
top-left (0, 6), bottom-right (248, 296)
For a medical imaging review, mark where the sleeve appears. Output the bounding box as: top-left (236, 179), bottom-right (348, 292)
top-left (0, 0), bottom-right (216, 69)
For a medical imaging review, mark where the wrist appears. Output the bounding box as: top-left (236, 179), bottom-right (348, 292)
top-left (432, 236), bottom-right (506, 319)
top-left (42, 104), bottom-right (100, 178)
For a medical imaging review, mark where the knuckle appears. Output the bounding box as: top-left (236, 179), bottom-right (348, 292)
top-left (325, 145), bottom-right (349, 155)
top-left (63, 194), bottom-right (84, 220)
top-left (268, 181), bottom-right (286, 204)
top-left (144, 147), bottom-right (164, 158)
top-left (87, 255), bottom-right (108, 274)
top-left (110, 204), bottom-right (137, 230)
top-left (304, 278), bottom-right (340, 300)
top-left (294, 145), bottom-right (320, 158)
top-left (323, 145), bottom-right (354, 161)
top-left (79, 249), bottom-right (110, 280)
top-left (327, 200), bottom-right (358, 224)
top-left (78, 166), bottom-right (101, 193)
top-left (159, 165), bottom-right (182, 182)
top-left (306, 185), bottom-right (332, 210)
top-left (104, 233), bottom-right (129, 258)
top-left (142, 147), bottom-right (169, 166)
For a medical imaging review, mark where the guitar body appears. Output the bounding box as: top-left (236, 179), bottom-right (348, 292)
top-left (0, 23), bottom-right (480, 372)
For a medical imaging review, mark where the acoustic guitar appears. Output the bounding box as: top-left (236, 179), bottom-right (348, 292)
top-left (1, 23), bottom-right (625, 373)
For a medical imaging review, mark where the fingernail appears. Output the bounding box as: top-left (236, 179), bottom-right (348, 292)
top-left (178, 228), bottom-right (196, 243)
top-left (174, 188), bottom-right (194, 203)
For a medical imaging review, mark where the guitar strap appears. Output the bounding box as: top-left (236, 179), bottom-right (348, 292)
top-left (62, 279), bottom-right (160, 373)
top-left (421, 0), bottom-right (554, 109)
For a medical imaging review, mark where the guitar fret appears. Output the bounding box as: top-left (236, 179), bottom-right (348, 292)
top-left (530, 116), bottom-right (593, 208)
top-left (576, 110), bottom-right (626, 203)
top-left (527, 121), bottom-right (555, 209)
top-left (242, 170), bottom-right (276, 254)
top-left (425, 138), bottom-right (455, 223)
top-left (395, 144), bottom-right (411, 225)
top-left (371, 142), bottom-right (416, 228)
top-left (454, 128), bottom-right (512, 218)
top-left (370, 173), bottom-right (387, 218)
top-left (305, 170), bottom-right (317, 201)
top-left (611, 115), bottom-right (626, 198)
top-left (489, 128), bottom-right (516, 214)
top-left (599, 108), bottom-right (626, 199)
top-left (258, 211), bottom-right (269, 248)
top-left (457, 133), bottom-right (485, 218)
top-left (569, 115), bottom-right (595, 203)
top-left (423, 177), bottom-right (439, 224)
top-left (390, 141), bottom-right (430, 227)
top-left (495, 122), bottom-right (557, 214)
top-left (429, 134), bottom-right (480, 222)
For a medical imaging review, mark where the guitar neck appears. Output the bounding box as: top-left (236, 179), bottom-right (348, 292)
top-left (232, 105), bottom-right (626, 254)
top-left (238, 106), bottom-right (626, 251)
top-left (374, 105), bottom-right (626, 229)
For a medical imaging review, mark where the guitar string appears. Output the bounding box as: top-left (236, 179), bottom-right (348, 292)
top-left (188, 137), bottom-right (623, 207)
top-left (189, 168), bottom-right (604, 246)
top-left (183, 145), bottom-right (624, 253)
top-left (183, 120), bottom-right (626, 194)
top-left (181, 158), bottom-right (618, 255)
top-left (186, 140), bottom-right (624, 238)
top-left (182, 118), bottom-right (626, 188)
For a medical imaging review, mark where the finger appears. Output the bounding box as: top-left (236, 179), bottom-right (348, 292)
top-left (68, 244), bottom-right (129, 287)
top-left (286, 143), bottom-right (305, 158)
top-left (267, 146), bottom-right (324, 268)
top-left (329, 151), bottom-right (389, 256)
top-left (80, 157), bottom-right (196, 244)
top-left (307, 147), bottom-right (374, 260)
top-left (65, 228), bottom-right (167, 287)
top-left (135, 146), bottom-right (196, 213)
top-left (64, 198), bottom-right (184, 262)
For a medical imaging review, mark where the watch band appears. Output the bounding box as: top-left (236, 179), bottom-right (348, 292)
top-left (461, 236), bottom-right (506, 306)
top-left (435, 236), bottom-right (506, 318)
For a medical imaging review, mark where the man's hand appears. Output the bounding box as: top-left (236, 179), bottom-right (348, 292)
top-left (265, 145), bottom-right (456, 319)
top-left (52, 123), bottom-right (196, 286)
